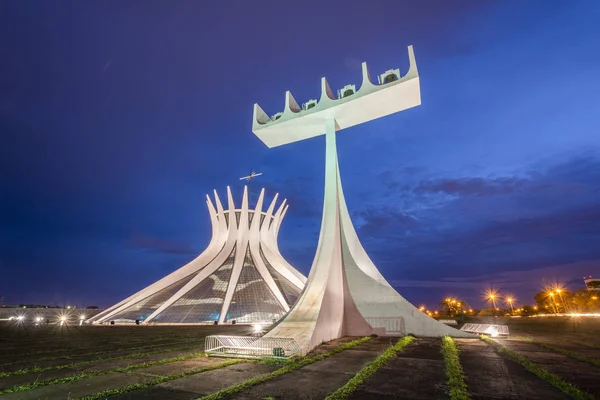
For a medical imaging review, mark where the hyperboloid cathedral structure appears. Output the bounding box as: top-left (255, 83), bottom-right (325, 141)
top-left (89, 187), bottom-right (306, 325)
top-left (252, 45), bottom-right (471, 354)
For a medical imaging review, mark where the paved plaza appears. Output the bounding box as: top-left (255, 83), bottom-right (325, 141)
top-left (1, 318), bottom-right (599, 399)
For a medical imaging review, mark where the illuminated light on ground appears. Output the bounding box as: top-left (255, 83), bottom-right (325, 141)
top-left (531, 313), bottom-right (600, 318)
top-left (252, 324), bottom-right (262, 334)
top-left (484, 326), bottom-right (499, 337)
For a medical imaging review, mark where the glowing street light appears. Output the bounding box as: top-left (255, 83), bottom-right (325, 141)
top-left (506, 297), bottom-right (515, 314)
top-left (485, 290), bottom-right (499, 310)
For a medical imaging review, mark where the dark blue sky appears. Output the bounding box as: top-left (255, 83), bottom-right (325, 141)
top-left (1, 1), bottom-right (599, 309)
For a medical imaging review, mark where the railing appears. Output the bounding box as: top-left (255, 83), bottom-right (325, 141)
top-left (205, 335), bottom-right (300, 359)
top-left (460, 323), bottom-right (509, 337)
top-left (365, 317), bottom-right (405, 336)
top-left (438, 319), bottom-right (458, 325)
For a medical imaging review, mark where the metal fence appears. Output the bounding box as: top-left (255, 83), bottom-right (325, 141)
top-left (438, 319), bottom-right (458, 325)
top-left (205, 335), bottom-right (301, 359)
top-left (365, 317), bottom-right (405, 336)
top-left (460, 323), bottom-right (510, 337)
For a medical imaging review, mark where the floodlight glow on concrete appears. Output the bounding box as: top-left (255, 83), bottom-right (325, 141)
top-left (253, 45), bottom-right (472, 355)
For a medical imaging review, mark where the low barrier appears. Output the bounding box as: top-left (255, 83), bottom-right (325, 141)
top-left (438, 319), bottom-right (458, 325)
top-left (205, 335), bottom-right (300, 359)
top-left (460, 323), bottom-right (509, 337)
top-left (365, 317), bottom-right (405, 336)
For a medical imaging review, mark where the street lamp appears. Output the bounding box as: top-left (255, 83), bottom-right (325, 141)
top-left (488, 293), bottom-right (497, 310)
top-left (548, 292), bottom-right (558, 313)
top-left (555, 288), bottom-right (568, 313)
top-left (506, 297), bottom-right (515, 314)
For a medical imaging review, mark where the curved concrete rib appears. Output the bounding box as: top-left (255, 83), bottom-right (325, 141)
top-left (403, 45), bottom-right (418, 80)
top-left (359, 62), bottom-right (377, 93)
top-left (320, 77), bottom-right (337, 104)
top-left (285, 91), bottom-right (302, 114)
top-left (89, 194), bottom-right (225, 323)
top-left (248, 189), bottom-right (290, 311)
top-left (92, 186), bottom-right (306, 325)
top-left (253, 103), bottom-right (271, 128)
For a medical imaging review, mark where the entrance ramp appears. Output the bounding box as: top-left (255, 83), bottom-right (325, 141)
top-left (205, 335), bottom-right (301, 359)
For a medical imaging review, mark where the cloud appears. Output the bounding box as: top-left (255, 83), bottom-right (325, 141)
top-left (126, 233), bottom-right (197, 255)
top-left (468, 205), bottom-right (600, 245)
top-left (390, 260), bottom-right (600, 291)
top-left (351, 151), bottom-right (600, 290)
top-left (354, 206), bottom-right (420, 236)
top-left (414, 176), bottom-right (530, 197)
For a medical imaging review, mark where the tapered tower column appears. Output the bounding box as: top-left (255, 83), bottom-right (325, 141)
top-left (266, 119), bottom-right (375, 352)
top-left (255, 46), bottom-right (472, 355)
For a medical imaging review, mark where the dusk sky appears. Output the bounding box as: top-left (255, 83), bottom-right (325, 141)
top-left (1, 1), bottom-right (599, 310)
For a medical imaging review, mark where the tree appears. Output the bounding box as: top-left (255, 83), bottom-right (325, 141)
top-left (439, 298), bottom-right (468, 317)
top-left (520, 305), bottom-right (539, 317)
top-left (534, 289), bottom-right (574, 313)
top-left (572, 290), bottom-right (600, 313)
top-left (86, 306), bottom-right (99, 309)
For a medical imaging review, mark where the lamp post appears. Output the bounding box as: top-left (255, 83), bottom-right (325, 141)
top-left (555, 289), bottom-right (568, 313)
top-left (548, 292), bottom-right (558, 313)
top-left (506, 297), bottom-right (515, 315)
top-left (488, 294), bottom-right (497, 310)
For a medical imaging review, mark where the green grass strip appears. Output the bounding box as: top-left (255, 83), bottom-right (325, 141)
top-left (0, 351), bottom-right (206, 394)
top-left (324, 336), bottom-right (414, 400)
top-left (74, 359), bottom-right (244, 400)
top-left (198, 336), bottom-right (374, 400)
top-left (0, 334), bottom-right (201, 360)
top-left (441, 336), bottom-right (471, 400)
top-left (481, 335), bottom-right (594, 400)
top-left (518, 336), bottom-right (600, 368)
top-left (0, 339), bottom-right (197, 367)
top-left (0, 343), bottom-right (204, 378)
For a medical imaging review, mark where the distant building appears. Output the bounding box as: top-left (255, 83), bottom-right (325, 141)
top-left (584, 277), bottom-right (600, 291)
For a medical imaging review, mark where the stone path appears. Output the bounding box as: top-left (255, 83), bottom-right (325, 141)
top-left (4, 322), bottom-right (600, 400)
top-left (456, 339), bottom-right (569, 400)
top-left (349, 338), bottom-right (447, 400)
top-left (232, 337), bottom-right (396, 399)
